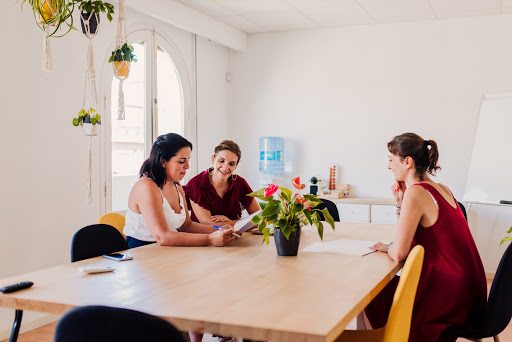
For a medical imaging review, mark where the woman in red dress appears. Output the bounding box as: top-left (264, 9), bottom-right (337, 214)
top-left (366, 132), bottom-right (487, 342)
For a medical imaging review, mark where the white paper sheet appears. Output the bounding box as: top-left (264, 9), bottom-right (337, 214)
top-left (302, 239), bottom-right (389, 257)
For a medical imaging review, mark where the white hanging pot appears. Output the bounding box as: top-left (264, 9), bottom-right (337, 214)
top-left (82, 117), bottom-right (99, 136)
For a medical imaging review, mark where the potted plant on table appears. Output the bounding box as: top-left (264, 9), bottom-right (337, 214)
top-left (248, 177), bottom-right (335, 256)
top-left (108, 42), bottom-right (137, 79)
top-left (73, 0), bottom-right (114, 36)
top-left (72, 107), bottom-right (101, 136)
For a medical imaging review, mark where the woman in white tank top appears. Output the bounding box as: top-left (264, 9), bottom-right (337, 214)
top-left (124, 133), bottom-right (237, 249)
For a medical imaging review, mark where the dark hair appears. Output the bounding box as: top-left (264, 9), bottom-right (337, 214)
top-left (388, 132), bottom-right (440, 181)
top-left (139, 133), bottom-right (193, 187)
top-left (214, 140), bottom-right (242, 164)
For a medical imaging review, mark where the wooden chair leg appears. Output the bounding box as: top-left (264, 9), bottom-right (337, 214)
top-left (493, 335), bottom-right (501, 342)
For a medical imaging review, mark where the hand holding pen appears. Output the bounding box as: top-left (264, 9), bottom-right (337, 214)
top-left (213, 225), bottom-right (241, 238)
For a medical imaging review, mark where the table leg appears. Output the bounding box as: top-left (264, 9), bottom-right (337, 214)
top-left (9, 310), bottom-right (23, 342)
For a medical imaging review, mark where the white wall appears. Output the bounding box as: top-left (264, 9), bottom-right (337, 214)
top-left (228, 15), bottom-right (512, 200)
top-left (0, 1), bottom-right (230, 335)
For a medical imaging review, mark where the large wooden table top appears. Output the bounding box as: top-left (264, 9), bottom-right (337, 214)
top-left (0, 222), bottom-right (399, 342)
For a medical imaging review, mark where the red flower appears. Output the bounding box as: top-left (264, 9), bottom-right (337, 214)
top-left (292, 176), bottom-right (306, 190)
top-left (264, 184), bottom-right (279, 198)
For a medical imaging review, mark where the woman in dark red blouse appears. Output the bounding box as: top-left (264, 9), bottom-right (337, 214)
top-left (364, 133), bottom-right (487, 342)
top-left (184, 140), bottom-right (261, 342)
top-left (184, 140), bottom-right (260, 227)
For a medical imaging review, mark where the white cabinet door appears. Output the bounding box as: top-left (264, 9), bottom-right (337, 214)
top-left (370, 205), bottom-right (397, 224)
top-left (337, 203), bottom-right (370, 223)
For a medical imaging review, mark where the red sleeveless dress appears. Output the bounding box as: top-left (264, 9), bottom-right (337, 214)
top-left (365, 183), bottom-right (487, 342)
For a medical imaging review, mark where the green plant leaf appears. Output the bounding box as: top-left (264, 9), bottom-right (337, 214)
top-left (315, 221), bottom-right (324, 240)
top-left (278, 187), bottom-right (292, 201)
top-left (248, 188), bottom-right (271, 202)
top-left (500, 236), bottom-right (512, 246)
top-left (262, 228), bottom-right (270, 246)
top-left (72, 118), bottom-right (79, 126)
top-left (303, 209), bottom-right (313, 225)
top-left (251, 215), bottom-right (262, 225)
top-left (258, 220), bottom-right (266, 234)
top-left (507, 226), bottom-right (512, 233)
top-left (321, 208), bottom-right (335, 230)
top-left (278, 218), bottom-right (288, 231)
top-left (281, 224), bottom-right (292, 240)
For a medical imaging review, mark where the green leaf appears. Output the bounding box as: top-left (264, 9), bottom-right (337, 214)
top-left (72, 118), bottom-right (79, 126)
top-left (303, 208), bottom-right (313, 225)
top-left (304, 195), bottom-right (322, 203)
top-left (258, 220), bottom-right (266, 234)
top-left (500, 236), bottom-right (512, 246)
top-left (261, 200), bottom-right (278, 216)
top-left (262, 228), bottom-right (270, 245)
top-left (321, 208), bottom-right (335, 230)
top-left (278, 218), bottom-right (288, 231)
top-left (281, 224), bottom-right (292, 240)
top-left (315, 221), bottom-right (324, 240)
top-left (507, 226), bottom-right (512, 234)
top-left (251, 215), bottom-right (262, 225)
top-left (278, 187), bottom-right (292, 202)
top-left (248, 188), bottom-right (271, 202)
top-left (259, 201), bottom-right (267, 211)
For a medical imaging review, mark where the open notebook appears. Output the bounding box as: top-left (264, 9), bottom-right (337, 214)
top-left (234, 209), bottom-right (262, 232)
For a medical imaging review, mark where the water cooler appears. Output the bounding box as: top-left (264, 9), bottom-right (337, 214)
top-left (259, 137), bottom-right (284, 187)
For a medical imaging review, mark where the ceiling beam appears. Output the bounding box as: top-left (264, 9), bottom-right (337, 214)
top-left (125, 0), bottom-right (247, 52)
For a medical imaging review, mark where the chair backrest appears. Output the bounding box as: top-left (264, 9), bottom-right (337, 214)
top-left (315, 199), bottom-right (340, 222)
top-left (479, 242), bottom-right (512, 336)
top-left (71, 224), bottom-right (129, 262)
top-left (383, 245), bottom-right (425, 342)
top-left (55, 305), bottom-right (186, 342)
top-left (458, 201), bottom-right (468, 221)
top-left (97, 212), bottom-right (126, 238)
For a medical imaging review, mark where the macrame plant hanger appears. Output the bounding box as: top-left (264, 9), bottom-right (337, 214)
top-left (39, 0), bottom-right (56, 72)
top-left (81, 12), bottom-right (101, 203)
top-left (114, 0), bottom-right (129, 120)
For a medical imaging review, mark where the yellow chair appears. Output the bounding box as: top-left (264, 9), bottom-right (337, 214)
top-left (97, 213), bottom-right (126, 239)
top-left (335, 245), bottom-right (425, 342)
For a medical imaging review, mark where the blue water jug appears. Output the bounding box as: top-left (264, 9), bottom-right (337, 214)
top-left (259, 137), bottom-right (284, 175)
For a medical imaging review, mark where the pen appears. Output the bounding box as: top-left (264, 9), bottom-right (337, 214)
top-left (213, 225), bottom-right (241, 238)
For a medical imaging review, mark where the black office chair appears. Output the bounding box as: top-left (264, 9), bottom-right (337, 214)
top-left (442, 242), bottom-right (512, 342)
top-left (55, 305), bottom-right (187, 342)
top-left (71, 224), bottom-right (129, 262)
top-left (315, 199), bottom-right (340, 222)
top-left (458, 201), bottom-right (468, 221)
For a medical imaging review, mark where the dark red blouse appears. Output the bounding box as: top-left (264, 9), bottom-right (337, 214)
top-left (183, 169), bottom-right (254, 223)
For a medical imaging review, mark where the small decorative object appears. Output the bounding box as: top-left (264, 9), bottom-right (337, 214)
top-left (329, 162), bottom-right (337, 191)
top-left (309, 176), bottom-right (318, 195)
top-left (74, 0), bottom-right (114, 36)
top-left (110, 0), bottom-right (135, 120)
top-left (500, 227), bottom-right (512, 246)
top-left (19, 0), bottom-right (76, 71)
top-left (248, 177), bottom-right (335, 256)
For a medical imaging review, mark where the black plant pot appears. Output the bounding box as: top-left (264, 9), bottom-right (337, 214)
top-left (274, 228), bottom-right (301, 256)
top-left (80, 12), bottom-right (100, 35)
top-left (83, 115), bottom-right (91, 124)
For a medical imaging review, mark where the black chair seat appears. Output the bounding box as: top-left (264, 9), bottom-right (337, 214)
top-left (71, 224), bottom-right (129, 262)
top-left (315, 199), bottom-right (340, 222)
top-left (442, 243), bottom-right (512, 340)
top-left (55, 305), bottom-right (186, 342)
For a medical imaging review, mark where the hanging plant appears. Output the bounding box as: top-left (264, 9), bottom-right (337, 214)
top-left (72, 107), bottom-right (101, 136)
top-left (73, 0), bottom-right (114, 35)
top-left (19, 0), bottom-right (76, 37)
top-left (108, 43), bottom-right (137, 79)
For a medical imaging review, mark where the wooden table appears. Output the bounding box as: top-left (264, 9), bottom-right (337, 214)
top-left (0, 222), bottom-right (400, 342)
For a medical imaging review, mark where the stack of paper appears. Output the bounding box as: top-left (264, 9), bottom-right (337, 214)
top-left (302, 239), bottom-right (388, 257)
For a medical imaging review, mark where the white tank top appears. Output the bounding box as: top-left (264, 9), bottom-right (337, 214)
top-left (124, 180), bottom-right (187, 242)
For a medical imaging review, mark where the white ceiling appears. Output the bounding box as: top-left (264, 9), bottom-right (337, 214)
top-left (176, 0), bottom-right (512, 33)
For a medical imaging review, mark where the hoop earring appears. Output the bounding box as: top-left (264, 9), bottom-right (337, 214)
top-left (208, 168), bottom-right (214, 176)
top-left (232, 173), bottom-right (237, 181)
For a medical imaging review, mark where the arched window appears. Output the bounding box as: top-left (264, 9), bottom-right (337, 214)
top-left (104, 29), bottom-right (193, 212)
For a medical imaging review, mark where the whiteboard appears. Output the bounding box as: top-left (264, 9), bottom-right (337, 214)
top-left (464, 95), bottom-right (512, 203)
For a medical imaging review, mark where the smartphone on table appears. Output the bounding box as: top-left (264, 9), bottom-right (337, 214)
top-left (102, 253), bottom-right (133, 261)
